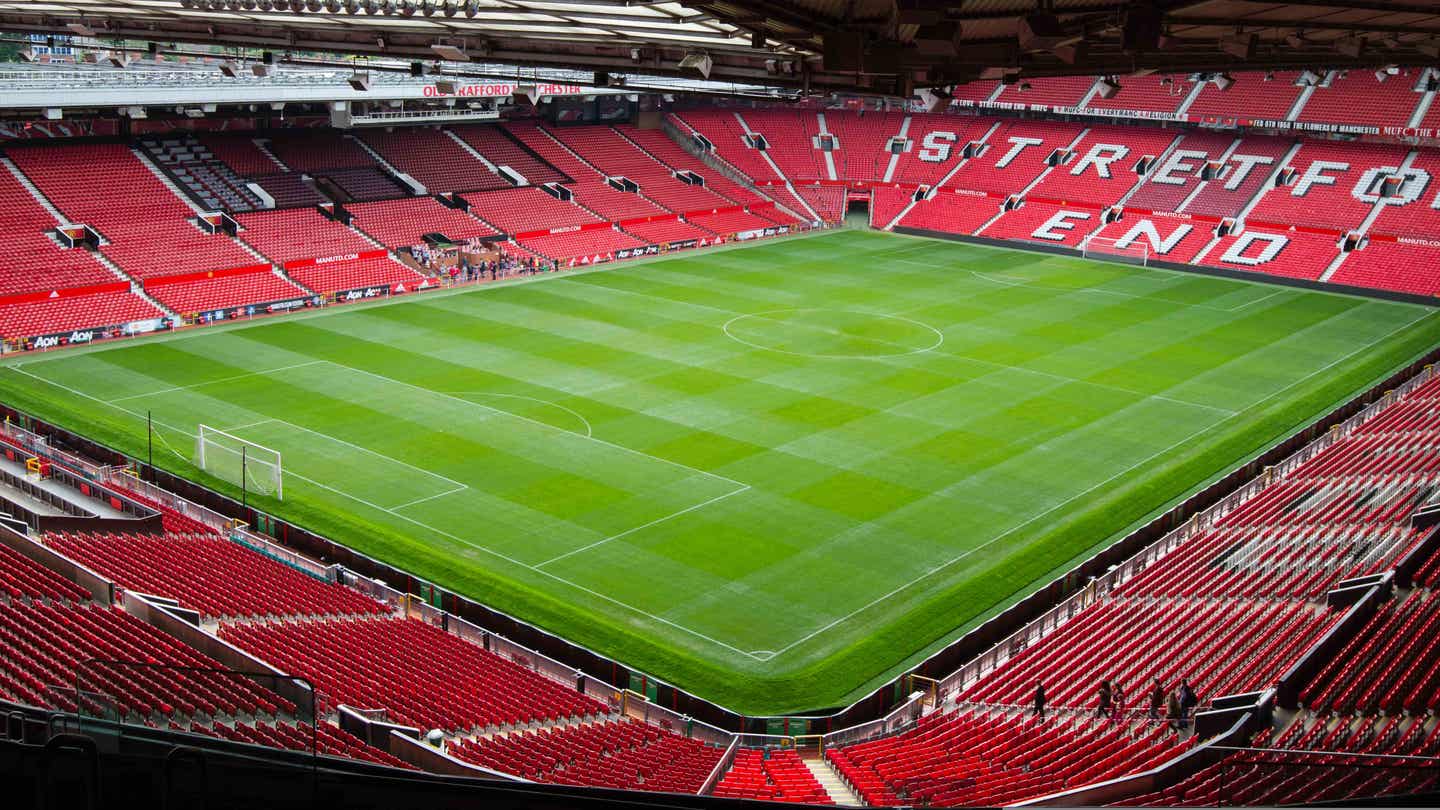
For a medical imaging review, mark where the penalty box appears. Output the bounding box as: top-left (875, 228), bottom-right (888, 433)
top-left (214, 360), bottom-right (746, 567)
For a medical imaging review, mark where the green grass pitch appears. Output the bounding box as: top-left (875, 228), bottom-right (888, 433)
top-left (4, 229), bottom-right (1439, 715)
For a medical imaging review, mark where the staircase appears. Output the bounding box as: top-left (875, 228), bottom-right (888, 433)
top-left (91, 252), bottom-right (178, 318)
top-left (445, 129), bottom-right (499, 172)
top-left (132, 147), bottom-right (206, 214)
top-left (233, 234), bottom-right (277, 268)
top-left (815, 112), bottom-right (839, 181)
top-left (4, 156), bottom-right (71, 224)
top-left (974, 126), bottom-right (1090, 236)
top-left (881, 118), bottom-right (1004, 231)
top-left (728, 112), bottom-right (823, 222)
top-left (251, 138), bottom-right (292, 172)
top-left (277, 267), bottom-right (320, 297)
top-left (803, 756), bottom-right (862, 806)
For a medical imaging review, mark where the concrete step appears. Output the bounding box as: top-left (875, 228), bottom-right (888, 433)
top-left (803, 755), bottom-right (864, 806)
top-left (132, 147), bottom-right (206, 214)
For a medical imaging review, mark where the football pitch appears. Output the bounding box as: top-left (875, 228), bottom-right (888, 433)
top-left (4, 229), bottom-right (1440, 714)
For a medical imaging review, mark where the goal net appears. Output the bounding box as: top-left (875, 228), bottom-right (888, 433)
top-left (1079, 235), bottom-right (1150, 266)
top-left (195, 424), bottom-right (283, 499)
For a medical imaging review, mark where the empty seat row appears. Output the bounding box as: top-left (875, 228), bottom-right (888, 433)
top-left (43, 531), bottom-right (388, 622)
top-left (218, 616), bottom-right (607, 733)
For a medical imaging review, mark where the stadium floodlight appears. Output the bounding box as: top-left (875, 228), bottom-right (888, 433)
top-left (196, 425), bottom-right (284, 499)
top-left (679, 51), bottom-right (713, 79)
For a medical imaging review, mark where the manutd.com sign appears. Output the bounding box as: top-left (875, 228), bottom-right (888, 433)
top-left (421, 83), bottom-right (586, 99)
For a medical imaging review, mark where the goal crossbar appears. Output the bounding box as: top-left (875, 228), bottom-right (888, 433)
top-left (1079, 234), bottom-right (1150, 266)
top-left (195, 424), bottom-right (283, 499)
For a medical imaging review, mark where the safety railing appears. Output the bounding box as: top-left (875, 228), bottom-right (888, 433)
top-left (1209, 745), bottom-right (1440, 806)
top-left (0, 418), bottom-right (110, 480)
top-left (821, 363), bottom-right (1435, 751)
top-left (929, 364), bottom-right (1434, 704)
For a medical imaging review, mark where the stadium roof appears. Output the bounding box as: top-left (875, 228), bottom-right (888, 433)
top-left (3, 0), bottom-right (1439, 94)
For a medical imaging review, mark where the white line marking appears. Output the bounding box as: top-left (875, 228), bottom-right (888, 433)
top-left (894, 257), bottom-right (1290, 315)
top-left (318, 359), bottom-right (747, 490)
top-left (722, 308), bottom-right (945, 360)
top-left (441, 392), bottom-right (593, 438)
top-left (760, 308), bottom-right (1435, 658)
top-left (109, 360), bottom-right (327, 403)
top-left (536, 485), bottom-right (751, 568)
top-left (260, 416), bottom-right (470, 495)
top-left (556, 277), bottom-right (741, 317)
top-left (4, 362), bottom-right (766, 661)
top-left (390, 485), bottom-right (470, 510)
top-left (1226, 289), bottom-right (1286, 312)
top-left (8, 261), bottom-right (1431, 662)
top-left (222, 418), bottom-right (275, 432)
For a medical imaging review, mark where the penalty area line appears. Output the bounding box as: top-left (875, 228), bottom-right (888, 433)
top-left (108, 360), bottom-right (328, 403)
top-left (535, 484), bottom-right (751, 568)
top-left (2, 363), bottom-right (768, 663)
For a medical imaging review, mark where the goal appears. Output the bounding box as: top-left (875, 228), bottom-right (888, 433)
top-left (1079, 235), bottom-right (1150, 266)
top-left (195, 424), bottom-right (283, 499)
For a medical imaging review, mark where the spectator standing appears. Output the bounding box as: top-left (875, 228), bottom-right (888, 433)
top-left (1166, 691), bottom-right (1184, 731)
top-left (1178, 679), bottom-right (1198, 720)
top-left (1096, 680), bottom-right (1113, 718)
top-left (1148, 679), bottom-right (1165, 720)
top-left (1032, 682), bottom-right (1046, 718)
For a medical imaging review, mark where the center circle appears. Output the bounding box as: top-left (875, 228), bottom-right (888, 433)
top-left (722, 309), bottom-right (944, 359)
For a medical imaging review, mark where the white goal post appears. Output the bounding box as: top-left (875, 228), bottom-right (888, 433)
top-left (1079, 234), bottom-right (1150, 266)
top-left (196, 424), bottom-right (283, 499)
